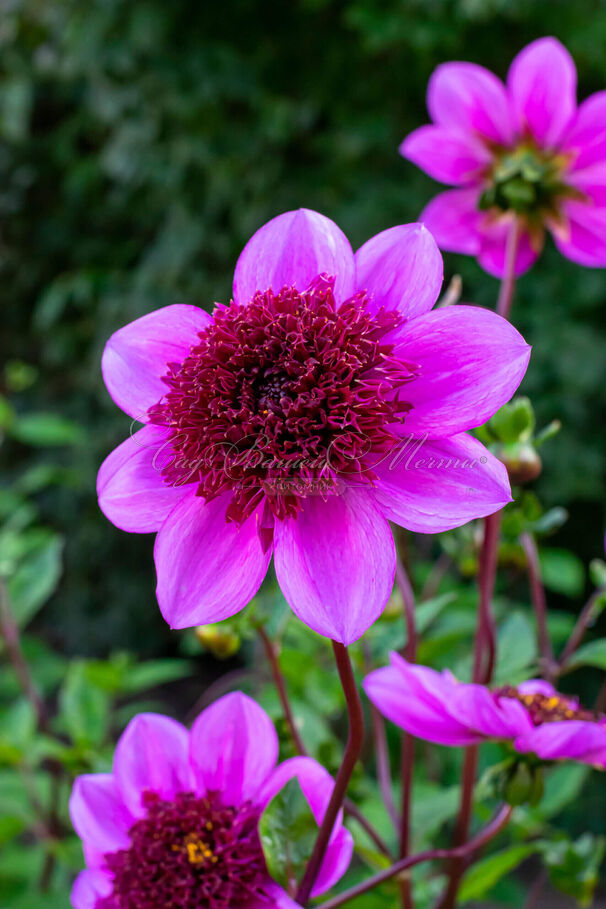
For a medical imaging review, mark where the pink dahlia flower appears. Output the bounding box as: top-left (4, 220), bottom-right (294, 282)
top-left (401, 37), bottom-right (606, 275)
top-left (365, 653), bottom-right (606, 768)
top-left (69, 692), bottom-right (353, 908)
top-left (98, 208), bottom-right (530, 643)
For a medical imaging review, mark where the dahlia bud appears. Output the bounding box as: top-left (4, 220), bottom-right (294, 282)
top-left (498, 441), bottom-right (542, 485)
top-left (195, 623), bottom-right (241, 659)
top-left (500, 760), bottom-right (544, 806)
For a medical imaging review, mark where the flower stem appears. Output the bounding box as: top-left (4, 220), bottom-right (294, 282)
top-left (437, 510), bottom-right (501, 909)
top-left (296, 642), bottom-right (364, 906)
top-left (0, 579), bottom-right (48, 732)
top-left (396, 556), bottom-right (417, 909)
top-left (315, 805), bottom-right (512, 909)
top-left (519, 531), bottom-right (557, 681)
top-left (496, 217), bottom-right (521, 320)
top-left (261, 627), bottom-right (391, 858)
top-left (257, 626), bottom-right (306, 755)
top-left (363, 639), bottom-right (399, 833)
top-left (558, 586), bottom-right (606, 669)
top-left (473, 511), bottom-right (501, 686)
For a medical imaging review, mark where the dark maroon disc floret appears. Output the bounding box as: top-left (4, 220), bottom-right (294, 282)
top-left (148, 275), bottom-right (417, 532)
top-left (96, 790), bottom-right (267, 909)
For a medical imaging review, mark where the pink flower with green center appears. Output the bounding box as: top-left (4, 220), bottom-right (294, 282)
top-left (69, 692), bottom-right (353, 909)
top-left (401, 37), bottom-right (606, 275)
top-left (364, 654), bottom-right (606, 767)
top-left (98, 208), bottom-right (530, 643)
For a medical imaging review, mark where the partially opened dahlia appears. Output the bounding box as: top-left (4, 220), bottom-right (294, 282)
top-left (365, 654), bottom-right (606, 768)
top-left (98, 208), bottom-right (530, 643)
top-left (70, 692), bottom-right (352, 908)
top-left (401, 37), bottom-right (606, 275)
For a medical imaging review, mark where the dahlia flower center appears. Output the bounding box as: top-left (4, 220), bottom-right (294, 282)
top-left (148, 275), bottom-right (417, 526)
top-left (480, 143), bottom-right (572, 218)
top-left (496, 686), bottom-right (602, 727)
top-left (96, 790), bottom-right (267, 909)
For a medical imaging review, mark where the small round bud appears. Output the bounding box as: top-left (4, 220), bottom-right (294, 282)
top-left (195, 623), bottom-right (241, 659)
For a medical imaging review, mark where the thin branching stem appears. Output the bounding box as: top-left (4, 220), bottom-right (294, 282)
top-left (496, 217), bottom-right (521, 319)
top-left (296, 642), bottom-right (364, 906)
top-left (315, 805), bottom-right (513, 909)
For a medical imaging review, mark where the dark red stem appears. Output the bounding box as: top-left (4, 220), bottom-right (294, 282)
top-left (315, 805), bottom-right (513, 909)
top-left (257, 626), bottom-right (306, 755)
top-left (519, 531), bottom-right (557, 680)
top-left (261, 627), bottom-right (390, 858)
top-left (296, 642), bottom-right (364, 905)
top-left (558, 587), bottom-right (606, 669)
top-left (0, 579), bottom-right (48, 732)
top-left (496, 217), bottom-right (521, 320)
top-left (437, 511), bottom-right (501, 909)
top-left (396, 556), bottom-right (417, 909)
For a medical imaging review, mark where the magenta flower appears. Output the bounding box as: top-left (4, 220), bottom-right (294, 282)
top-left (69, 692), bottom-right (353, 909)
top-left (364, 653), bottom-right (606, 768)
top-left (98, 208), bottom-right (530, 643)
top-left (401, 37), bottom-right (606, 275)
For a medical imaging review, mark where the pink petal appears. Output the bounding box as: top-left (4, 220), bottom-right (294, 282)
top-left (261, 756), bottom-right (353, 897)
top-left (515, 721), bottom-right (606, 767)
top-left (71, 870), bottom-right (113, 909)
top-left (478, 217), bottom-right (540, 278)
top-left (97, 424), bottom-right (187, 533)
top-left (154, 492), bottom-right (272, 629)
top-left (447, 685), bottom-right (532, 739)
top-left (420, 188), bottom-right (483, 255)
top-left (233, 209), bottom-right (355, 306)
top-left (391, 305), bottom-right (531, 438)
top-left (567, 161), bottom-right (606, 206)
top-left (255, 883), bottom-right (303, 909)
top-left (273, 490), bottom-right (395, 645)
top-left (517, 680), bottom-right (559, 698)
top-left (371, 433), bottom-right (511, 534)
top-left (355, 224), bottom-right (444, 319)
top-left (563, 90), bottom-right (606, 169)
top-left (102, 304), bottom-right (211, 420)
top-left (507, 37), bottom-right (577, 147)
top-left (427, 61), bottom-right (513, 145)
top-left (113, 714), bottom-right (193, 817)
top-left (553, 200), bottom-right (606, 266)
top-left (69, 774), bottom-right (132, 854)
top-left (190, 692), bottom-right (279, 805)
top-left (364, 658), bottom-right (482, 746)
top-left (400, 125), bottom-right (491, 185)
top-left (354, 223), bottom-right (443, 320)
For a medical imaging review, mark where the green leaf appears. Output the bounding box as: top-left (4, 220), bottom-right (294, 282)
top-left (411, 783), bottom-right (460, 847)
top-left (0, 700), bottom-right (36, 759)
top-left (8, 533), bottom-right (63, 628)
top-left (543, 834), bottom-right (606, 907)
top-left (567, 637), bottom-right (606, 671)
top-left (259, 778), bottom-right (317, 893)
top-left (589, 559), bottom-right (606, 589)
top-left (539, 549), bottom-right (585, 598)
top-left (120, 659), bottom-right (194, 693)
top-left (10, 412), bottom-right (84, 447)
top-left (537, 763), bottom-right (590, 821)
top-left (459, 844), bottom-right (539, 901)
top-left (58, 661), bottom-right (110, 747)
top-left (485, 397), bottom-right (536, 444)
top-left (494, 611), bottom-right (537, 684)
